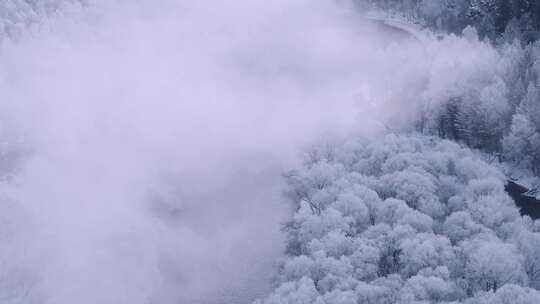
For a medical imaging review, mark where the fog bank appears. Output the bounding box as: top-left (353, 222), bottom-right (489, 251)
top-left (0, 1), bottom-right (503, 303)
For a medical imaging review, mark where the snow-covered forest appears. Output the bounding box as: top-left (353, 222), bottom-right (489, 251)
top-left (1, 1), bottom-right (540, 304)
top-left (359, 0), bottom-right (540, 187)
top-left (258, 134), bottom-right (540, 303)
top-left (257, 1), bottom-right (540, 303)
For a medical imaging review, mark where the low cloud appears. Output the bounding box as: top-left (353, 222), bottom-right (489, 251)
top-left (0, 1), bottom-right (503, 303)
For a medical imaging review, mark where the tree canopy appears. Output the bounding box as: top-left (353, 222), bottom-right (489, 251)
top-left (256, 134), bottom-right (540, 304)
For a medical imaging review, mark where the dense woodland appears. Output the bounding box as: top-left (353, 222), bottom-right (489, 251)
top-left (359, 0), bottom-right (540, 42)
top-left (257, 135), bottom-right (540, 303)
top-left (354, 0), bottom-right (540, 186)
top-left (257, 2), bottom-right (540, 304)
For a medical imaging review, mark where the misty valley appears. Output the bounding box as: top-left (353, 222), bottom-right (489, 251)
top-left (1, 1), bottom-right (540, 304)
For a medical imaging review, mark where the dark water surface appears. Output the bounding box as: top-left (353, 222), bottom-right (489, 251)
top-left (506, 181), bottom-right (540, 220)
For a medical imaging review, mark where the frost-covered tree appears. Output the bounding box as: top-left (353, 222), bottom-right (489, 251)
top-left (503, 114), bottom-right (540, 175)
top-left (466, 284), bottom-right (540, 304)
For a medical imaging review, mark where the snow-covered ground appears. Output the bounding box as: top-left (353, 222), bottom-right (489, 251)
top-left (365, 9), bottom-right (451, 44)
